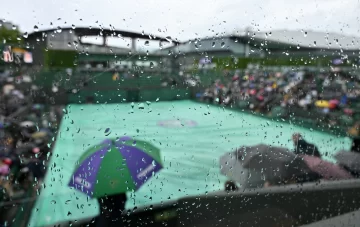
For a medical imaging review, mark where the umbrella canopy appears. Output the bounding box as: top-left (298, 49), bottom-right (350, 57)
top-left (334, 150), bottom-right (360, 173)
top-left (235, 144), bottom-right (319, 184)
top-left (68, 137), bottom-right (163, 198)
top-left (219, 152), bottom-right (264, 188)
top-left (302, 155), bottom-right (353, 180)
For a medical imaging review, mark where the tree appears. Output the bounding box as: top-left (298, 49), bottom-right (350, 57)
top-left (0, 25), bottom-right (22, 44)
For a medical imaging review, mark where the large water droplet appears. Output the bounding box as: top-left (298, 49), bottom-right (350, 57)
top-left (144, 40), bottom-right (149, 46)
top-left (104, 128), bottom-right (111, 136)
top-left (34, 25), bottom-right (39, 32)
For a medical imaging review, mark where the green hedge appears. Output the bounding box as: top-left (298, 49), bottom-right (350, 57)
top-left (44, 49), bottom-right (77, 68)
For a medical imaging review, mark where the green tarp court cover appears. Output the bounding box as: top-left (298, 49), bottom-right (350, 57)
top-left (29, 100), bottom-right (352, 226)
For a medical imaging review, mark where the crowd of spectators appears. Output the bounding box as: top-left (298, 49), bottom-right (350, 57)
top-left (0, 71), bottom-right (63, 216)
top-left (198, 69), bottom-right (360, 129)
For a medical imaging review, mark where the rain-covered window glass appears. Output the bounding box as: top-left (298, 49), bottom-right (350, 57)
top-left (0, 1), bottom-right (360, 227)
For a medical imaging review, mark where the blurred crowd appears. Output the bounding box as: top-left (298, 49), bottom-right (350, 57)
top-left (199, 70), bottom-right (360, 128)
top-left (0, 72), bottom-right (63, 205)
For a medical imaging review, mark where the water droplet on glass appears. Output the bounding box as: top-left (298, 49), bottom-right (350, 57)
top-left (144, 40), bottom-right (149, 46)
top-left (138, 103), bottom-right (145, 109)
top-left (104, 128), bottom-right (111, 136)
top-left (56, 26), bottom-right (62, 33)
top-left (221, 42), bottom-right (225, 48)
top-left (212, 42), bottom-right (215, 47)
top-left (150, 62), bottom-right (154, 69)
top-left (34, 25), bottom-right (39, 32)
top-left (23, 32), bottom-right (28, 38)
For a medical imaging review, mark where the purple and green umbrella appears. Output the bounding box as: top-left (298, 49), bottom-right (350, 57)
top-left (68, 137), bottom-right (163, 198)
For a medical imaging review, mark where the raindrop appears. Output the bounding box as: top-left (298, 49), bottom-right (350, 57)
top-left (23, 32), bottom-right (28, 38)
top-left (104, 128), bottom-right (111, 136)
top-left (71, 24), bottom-right (76, 29)
top-left (150, 62), bottom-right (154, 69)
top-left (156, 98), bottom-right (160, 102)
top-left (144, 40), bottom-right (149, 46)
top-left (12, 25), bottom-right (16, 30)
top-left (51, 200), bottom-right (56, 204)
top-left (221, 42), bottom-right (225, 48)
top-left (212, 42), bottom-right (215, 47)
top-left (34, 25), bottom-right (39, 32)
top-left (297, 44), bottom-right (300, 49)
top-left (56, 26), bottom-right (62, 33)
top-left (138, 103), bottom-right (145, 109)
top-left (304, 31), bottom-right (307, 37)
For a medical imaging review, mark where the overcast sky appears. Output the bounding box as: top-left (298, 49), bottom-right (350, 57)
top-left (2, 0), bottom-right (360, 42)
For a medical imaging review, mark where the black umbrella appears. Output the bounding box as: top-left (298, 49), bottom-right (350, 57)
top-left (335, 150), bottom-right (360, 175)
top-left (235, 144), bottom-right (320, 185)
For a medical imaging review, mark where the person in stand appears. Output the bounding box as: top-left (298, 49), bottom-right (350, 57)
top-left (96, 193), bottom-right (127, 227)
top-left (348, 121), bottom-right (360, 153)
top-left (292, 133), bottom-right (321, 158)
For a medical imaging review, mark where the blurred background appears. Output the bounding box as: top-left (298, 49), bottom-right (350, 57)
top-left (0, 1), bottom-right (360, 226)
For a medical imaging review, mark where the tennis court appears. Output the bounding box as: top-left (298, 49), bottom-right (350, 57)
top-left (28, 100), bottom-right (352, 227)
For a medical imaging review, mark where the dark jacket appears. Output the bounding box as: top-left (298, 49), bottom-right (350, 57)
top-left (294, 139), bottom-right (321, 158)
top-left (96, 193), bottom-right (127, 227)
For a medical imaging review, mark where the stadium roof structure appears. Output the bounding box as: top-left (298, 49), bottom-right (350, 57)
top-left (27, 27), bottom-right (179, 44)
top-left (254, 30), bottom-right (360, 50)
top-left (160, 29), bottom-right (360, 57)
